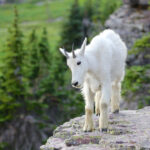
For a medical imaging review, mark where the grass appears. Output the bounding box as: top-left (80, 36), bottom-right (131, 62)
top-left (0, 0), bottom-right (73, 26)
top-left (0, 0), bottom-right (91, 53)
top-left (0, 0), bottom-right (77, 53)
top-left (0, 0), bottom-right (121, 52)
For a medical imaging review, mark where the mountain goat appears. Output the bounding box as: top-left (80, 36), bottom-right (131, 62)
top-left (59, 29), bottom-right (127, 132)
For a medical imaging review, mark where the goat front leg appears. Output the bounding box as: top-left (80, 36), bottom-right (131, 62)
top-left (82, 84), bottom-right (94, 132)
top-left (99, 83), bottom-right (111, 132)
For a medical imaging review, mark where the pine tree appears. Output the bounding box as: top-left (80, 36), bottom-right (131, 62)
top-left (60, 0), bottom-right (83, 50)
top-left (36, 27), bottom-right (51, 92)
top-left (25, 28), bottom-right (50, 89)
top-left (39, 28), bottom-right (50, 65)
top-left (84, 0), bottom-right (93, 20)
top-left (37, 28), bottom-right (66, 98)
top-left (93, 0), bottom-right (101, 21)
top-left (27, 29), bottom-right (40, 81)
top-left (0, 6), bottom-right (27, 122)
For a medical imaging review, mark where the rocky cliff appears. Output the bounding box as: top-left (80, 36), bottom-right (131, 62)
top-left (40, 107), bottom-right (150, 150)
top-left (105, 0), bottom-right (150, 49)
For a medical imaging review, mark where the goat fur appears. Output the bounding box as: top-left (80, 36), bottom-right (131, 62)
top-left (59, 29), bottom-right (127, 131)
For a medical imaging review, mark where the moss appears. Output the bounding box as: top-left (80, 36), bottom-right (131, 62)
top-left (109, 120), bottom-right (130, 125)
top-left (54, 131), bottom-right (75, 139)
top-left (108, 128), bottom-right (131, 135)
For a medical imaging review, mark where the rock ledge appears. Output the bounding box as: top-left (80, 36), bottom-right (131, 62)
top-left (41, 107), bottom-right (150, 150)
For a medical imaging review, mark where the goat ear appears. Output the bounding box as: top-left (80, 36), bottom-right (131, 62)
top-left (59, 48), bottom-right (69, 58)
top-left (80, 37), bottom-right (87, 56)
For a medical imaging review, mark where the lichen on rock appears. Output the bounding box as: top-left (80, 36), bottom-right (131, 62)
top-left (40, 107), bottom-right (150, 150)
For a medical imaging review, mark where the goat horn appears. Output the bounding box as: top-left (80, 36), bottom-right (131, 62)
top-left (72, 43), bottom-right (76, 58)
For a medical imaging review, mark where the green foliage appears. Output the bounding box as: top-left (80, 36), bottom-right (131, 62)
top-left (123, 65), bottom-right (150, 108)
top-left (26, 29), bottom-right (40, 80)
top-left (83, 0), bottom-right (93, 20)
top-left (122, 34), bottom-right (150, 108)
top-left (129, 34), bottom-right (150, 55)
top-left (0, 6), bottom-right (27, 122)
top-left (98, 0), bottom-right (122, 24)
top-left (0, 142), bottom-right (10, 150)
top-left (24, 28), bottom-right (52, 116)
top-left (123, 65), bottom-right (150, 94)
top-left (60, 0), bottom-right (83, 50)
top-left (39, 28), bottom-right (51, 65)
top-left (92, 0), bottom-right (101, 21)
top-left (25, 99), bottom-right (48, 115)
top-left (0, 7), bottom-right (52, 124)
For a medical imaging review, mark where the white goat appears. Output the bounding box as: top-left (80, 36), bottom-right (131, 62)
top-left (59, 29), bottom-right (127, 132)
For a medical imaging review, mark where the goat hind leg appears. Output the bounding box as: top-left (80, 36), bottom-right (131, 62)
top-left (111, 82), bottom-right (121, 113)
top-left (95, 91), bottom-right (101, 116)
top-left (99, 83), bottom-right (111, 132)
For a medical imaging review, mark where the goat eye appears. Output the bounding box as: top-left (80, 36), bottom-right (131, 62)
top-left (77, 61), bottom-right (81, 65)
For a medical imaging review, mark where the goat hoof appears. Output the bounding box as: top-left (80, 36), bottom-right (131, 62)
top-left (100, 128), bottom-right (107, 132)
top-left (83, 128), bottom-right (93, 132)
top-left (113, 109), bottom-right (119, 114)
top-left (85, 129), bottom-right (92, 132)
top-left (96, 113), bottom-right (100, 116)
top-left (83, 124), bottom-right (94, 132)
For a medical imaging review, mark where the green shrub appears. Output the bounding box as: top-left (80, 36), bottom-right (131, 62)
top-left (122, 34), bottom-right (150, 108)
top-left (98, 0), bottom-right (122, 24)
top-left (129, 34), bottom-right (150, 55)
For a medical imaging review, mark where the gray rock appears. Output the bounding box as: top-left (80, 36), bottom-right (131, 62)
top-left (105, 4), bottom-right (150, 49)
top-left (40, 107), bottom-right (150, 150)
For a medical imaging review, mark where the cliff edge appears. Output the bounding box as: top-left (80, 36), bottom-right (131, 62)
top-left (40, 107), bottom-right (150, 150)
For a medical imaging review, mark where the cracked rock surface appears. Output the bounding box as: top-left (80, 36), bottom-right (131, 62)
top-left (40, 107), bottom-right (150, 150)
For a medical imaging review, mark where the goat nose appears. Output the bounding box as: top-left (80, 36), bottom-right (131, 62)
top-left (72, 82), bottom-right (78, 86)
